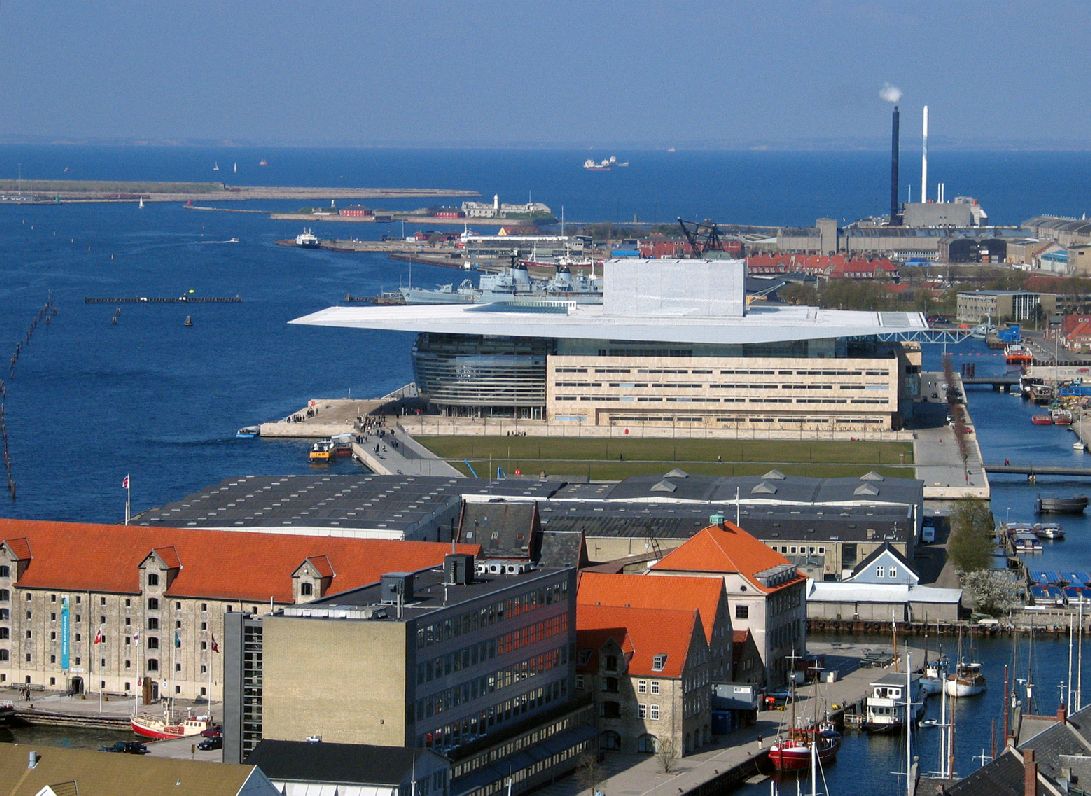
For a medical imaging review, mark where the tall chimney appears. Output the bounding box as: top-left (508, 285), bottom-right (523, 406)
top-left (921, 105), bottom-right (929, 205)
top-left (1023, 748), bottom-right (1037, 796)
top-left (890, 105), bottom-right (900, 224)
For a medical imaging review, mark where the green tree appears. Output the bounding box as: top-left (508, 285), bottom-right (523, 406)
top-left (947, 500), bottom-right (995, 572)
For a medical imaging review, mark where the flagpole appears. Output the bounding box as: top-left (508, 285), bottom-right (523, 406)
top-left (123, 474), bottom-right (131, 525)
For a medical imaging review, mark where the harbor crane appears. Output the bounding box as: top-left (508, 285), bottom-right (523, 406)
top-left (677, 218), bottom-right (723, 257)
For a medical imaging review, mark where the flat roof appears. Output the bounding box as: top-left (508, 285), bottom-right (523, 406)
top-left (291, 260), bottom-right (924, 344)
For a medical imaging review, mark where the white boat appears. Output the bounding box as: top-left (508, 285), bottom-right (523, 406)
top-left (296, 229), bottom-right (320, 249)
top-left (944, 661), bottom-right (986, 697)
top-left (919, 660), bottom-right (946, 695)
top-left (233, 162), bottom-right (238, 174)
top-left (138, 197), bottom-right (144, 209)
top-left (213, 162), bottom-right (220, 172)
top-left (1076, 441), bottom-right (1086, 452)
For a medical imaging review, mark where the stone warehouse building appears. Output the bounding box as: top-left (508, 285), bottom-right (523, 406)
top-left (0, 519), bottom-right (475, 701)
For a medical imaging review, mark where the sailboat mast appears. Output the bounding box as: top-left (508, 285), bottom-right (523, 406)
top-left (939, 672), bottom-right (947, 777)
top-left (905, 652), bottom-right (912, 796)
top-left (947, 687), bottom-right (957, 780)
top-left (1069, 614), bottom-right (1076, 713)
top-left (1002, 664), bottom-right (1009, 744)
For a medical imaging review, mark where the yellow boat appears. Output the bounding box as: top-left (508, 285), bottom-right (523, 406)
top-left (309, 440), bottom-right (332, 463)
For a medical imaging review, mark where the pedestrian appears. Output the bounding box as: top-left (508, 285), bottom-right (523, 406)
top-left (757, 734), bottom-right (763, 749)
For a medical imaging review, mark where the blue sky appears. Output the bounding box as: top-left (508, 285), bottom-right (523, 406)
top-left (1, 1), bottom-right (1088, 149)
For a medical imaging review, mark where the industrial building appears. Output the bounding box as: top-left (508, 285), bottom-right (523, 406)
top-left (293, 259), bottom-right (927, 433)
top-left (956, 290), bottom-right (1058, 324)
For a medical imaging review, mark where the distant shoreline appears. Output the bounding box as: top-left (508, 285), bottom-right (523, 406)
top-left (0, 178), bottom-right (478, 205)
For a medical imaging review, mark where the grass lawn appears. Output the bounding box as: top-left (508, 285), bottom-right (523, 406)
top-left (419, 436), bottom-right (915, 480)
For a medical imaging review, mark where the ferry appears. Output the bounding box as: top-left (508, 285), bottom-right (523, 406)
top-left (944, 661), bottom-right (986, 698)
top-left (296, 229), bottom-right (320, 249)
top-left (309, 440), bottom-right (333, 462)
top-left (131, 705), bottom-right (210, 740)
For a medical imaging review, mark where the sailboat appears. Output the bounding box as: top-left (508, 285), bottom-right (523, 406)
top-left (233, 162), bottom-right (238, 174)
top-left (212, 161), bottom-right (220, 172)
top-left (945, 627), bottom-right (987, 697)
top-left (138, 197), bottom-right (144, 209)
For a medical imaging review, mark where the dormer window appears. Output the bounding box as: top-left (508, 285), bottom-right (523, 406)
top-left (300, 582), bottom-right (313, 597)
top-left (147, 573), bottom-right (159, 587)
top-left (652, 654), bottom-right (667, 672)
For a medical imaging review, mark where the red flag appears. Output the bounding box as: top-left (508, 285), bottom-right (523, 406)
top-left (93, 627), bottom-right (104, 645)
top-left (121, 474), bottom-right (130, 489)
top-left (211, 634), bottom-right (220, 654)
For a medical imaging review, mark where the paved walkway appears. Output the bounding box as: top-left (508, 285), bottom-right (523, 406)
top-left (534, 642), bottom-right (926, 796)
top-left (911, 374), bottom-right (989, 500)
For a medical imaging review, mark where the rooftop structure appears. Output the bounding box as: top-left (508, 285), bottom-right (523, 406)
top-left (0, 743), bottom-right (278, 796)
top-left (294, 259), bottom-right (925, 431)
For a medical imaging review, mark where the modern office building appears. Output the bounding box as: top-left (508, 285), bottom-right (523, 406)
top-left (293, 259), bottom-right (927, 433)
top-left (224, 555), bottom-right (593, 796)
top-left (956, 290), bottom-right (1057, 324)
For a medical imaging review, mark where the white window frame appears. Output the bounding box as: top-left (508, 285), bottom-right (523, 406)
top-left (637, 679), bottom-right (647, 694)
top-left (650, 704), bottom-right (660, 720)
top-left (638, 703), bottom-right (647, 719)
top-left (650, 680), bottom-right (661, 695)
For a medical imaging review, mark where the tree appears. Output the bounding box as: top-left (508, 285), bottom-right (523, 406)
top-left (656, 737), bottom-right (679, 773)
top-left (947, 500), bottom-right (994, 573)
top-left (963, 570), bottom-right (1023, 616)
top-left (575, 751), bottom-right (602, 796)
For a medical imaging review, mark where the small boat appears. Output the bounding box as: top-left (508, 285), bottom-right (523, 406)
top-left (309, 440), bottom-right (332, 463)
top-left (944, 661), bottom-right (986, 698)
top-left (183, 315), bottom-right (193, 328)
top-left (259, 158), bottom-right (269, 167)
top-left (1031, 414), bottom-right (1054, 425)
top-left (227, 237), bottom-right (239, 244)
top-left (768, 723), bottom-right (841, 771)
top-left (138, 197), bottom-right (145, 209)
top-left (213, 161), bottom-right (220, 172)
top-left (296, 229), bottom-right (320, 249)
top-left (919, 658), bottom-right (947, 695)
top-left (582, 158), bottom-right (612, 171)
top-left (1076, 441), bottom-right (1086, 452)
top-left (919, 719), bottom-right (939, 728)
top-left (863, 672), bottom-right (926, 732)
top-left (1036, 495), bottom-right (1089, 514)
top-left (236, 426), bottom-right (260, 439)
top-left (131, 704), bottom-right (210, 740)
top-left (233, 162), bottom-right (238, 174)
top-left (1033, 523), bottom-right (1065, 540)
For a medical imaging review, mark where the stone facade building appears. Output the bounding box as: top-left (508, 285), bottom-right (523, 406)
top-left (0, 519), bottom-right (473, 702)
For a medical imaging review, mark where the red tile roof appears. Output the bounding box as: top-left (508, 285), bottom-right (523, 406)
top-left (153, 546), bottom-right (181, 570)
top-left (577, 571), bottom-right (725, 645)
top-left (4, 537), bottom-right (31, 561)
top-left (577, 603), bottom-right (704, 678)
top-left (0, 519), bottom-right (478, 603)
top-left (306, 555), bottom-right (335, 579)
top-left (650, 522), bottom-right (804, 593)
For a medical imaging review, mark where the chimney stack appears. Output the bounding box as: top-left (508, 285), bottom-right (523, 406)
top-left (890, 105), bottom-right (900, 224)
top-left (1058, 702), bottom-right (1068, 724)
top-left (1023, 748), bottom-right (1037, 796)
top-left (921, 106), bottom-right (929, 205)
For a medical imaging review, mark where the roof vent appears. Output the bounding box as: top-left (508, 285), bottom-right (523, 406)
top-left (380, 573), bottom-right (415, 604)
top-left (855, 484), bottom-right (880, 496)
top-left (709, 512), bottom-right (727, 527)
top-left (762, 469), bottom-right (787, 480)
top-left (860, 471), bottom-right (885, 481)
top-left (665, 468), bottom-right (689, 479)
top-left (651, 480), bottom-right (678, 493)
top-left (752, 482), bottom-right (777, 495)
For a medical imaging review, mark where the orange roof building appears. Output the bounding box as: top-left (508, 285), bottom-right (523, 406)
top-left (649, 520), bottom-right (807, 688)
top-left (0, 518), bottom-right (478, 702)
top-left (575, 603), bottom-right (711, 756)
top-left (577, 571), bottom-right (733, 681)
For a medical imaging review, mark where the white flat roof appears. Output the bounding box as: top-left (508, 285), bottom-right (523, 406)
top-left (291, 302), bottom-right (926, 345)
top-left (807, 582), bottom-right (962, 604)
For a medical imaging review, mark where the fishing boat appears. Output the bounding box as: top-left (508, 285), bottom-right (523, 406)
top-left (919, 658), bottom-right (947, 696)
top-left (1031, 414), bottom-right (1054, 425)
top-left (308, 440), bottom-right (332, 463)
top-left (1036, 495), bottom-right (1089, 514)
top-left (236, 426), bottom-right (260, 439)
top-left (131, 704), bottom-right (210, 740)
top-left (944, 661), bottom-right (986, 697)
top-left (768, 652), bottom-right (841, 771)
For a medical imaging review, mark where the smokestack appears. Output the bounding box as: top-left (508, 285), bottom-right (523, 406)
top-left (921, 105), bottom-right (929, 205)
top-left (890, 105), bottom-right (900, 224)
top-left (1024, 748), bottom-right (1037, 796)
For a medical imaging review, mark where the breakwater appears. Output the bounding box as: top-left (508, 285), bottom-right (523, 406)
top-left (84, 296), bottom-right (242, 304)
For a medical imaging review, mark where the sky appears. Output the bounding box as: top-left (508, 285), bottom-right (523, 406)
top-left (1, 0), bottom-right (1089, 149)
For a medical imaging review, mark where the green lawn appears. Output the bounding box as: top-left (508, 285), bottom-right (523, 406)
top-left (418, 436), bottom-right (915, 480)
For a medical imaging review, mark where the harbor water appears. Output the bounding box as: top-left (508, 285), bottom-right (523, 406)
top-left (0, 147), bottom-right (1089, 774)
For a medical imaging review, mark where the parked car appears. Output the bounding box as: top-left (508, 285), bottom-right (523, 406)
top-left (201, 724), bottom-right (223, 739)
top-left (100, 741), bottom-right (148, 754)
top-left (198, 736), bottom-right (223, 751)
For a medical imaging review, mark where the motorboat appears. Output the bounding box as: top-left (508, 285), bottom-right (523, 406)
top-left (1033, 523), bottom-right (1065, 540)
top-left (1031, 414), bottom-right (1054, 425)
top-left (1004, 343), bottom-right (1033, 365)
top-left (767, 723), bottom-right (841, 771)
top-left (236, 426), bottom-right (260, 439)
top-left (863, 672), bottom-right (926, 732)
top-left (331, 432), bottom-right (355, 458)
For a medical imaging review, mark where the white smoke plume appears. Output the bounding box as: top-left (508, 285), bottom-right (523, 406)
top-left (879, 83), bottom-right (902, 104)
